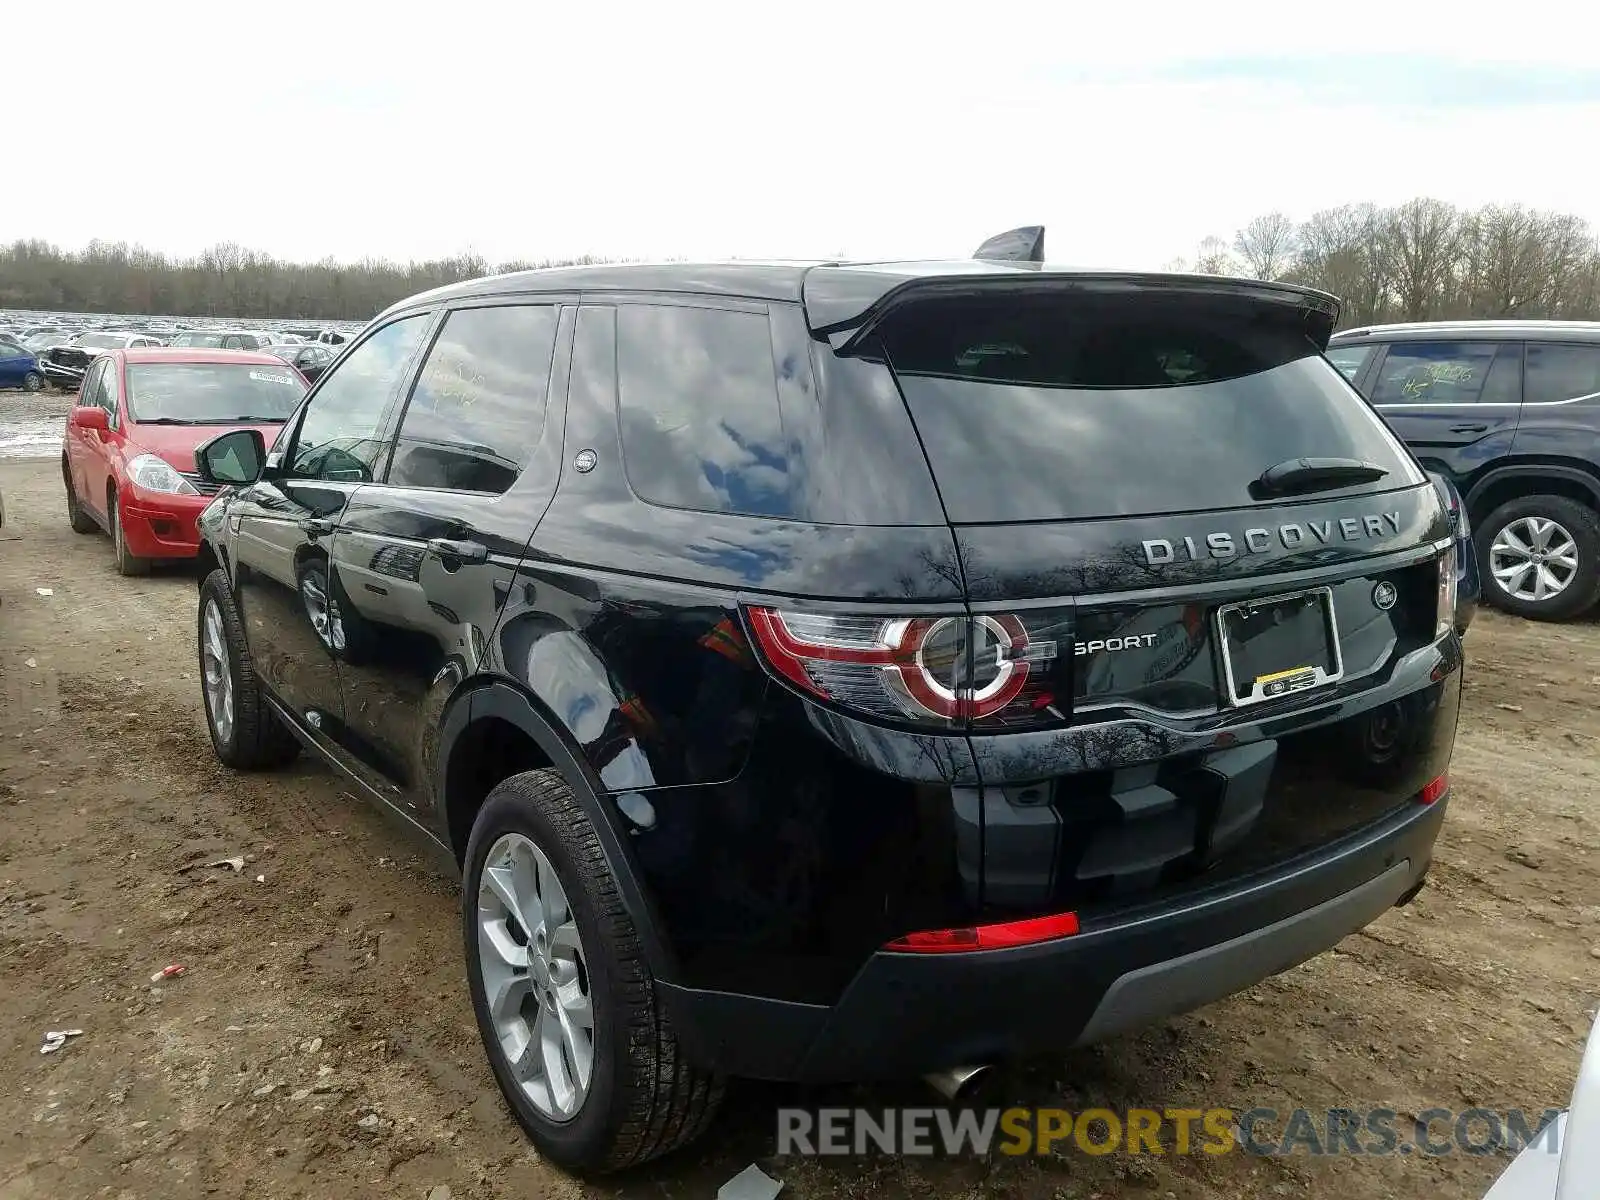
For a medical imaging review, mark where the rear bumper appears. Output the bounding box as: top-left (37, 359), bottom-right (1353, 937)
top-left (662, 795), bottom-right (1445, 1082)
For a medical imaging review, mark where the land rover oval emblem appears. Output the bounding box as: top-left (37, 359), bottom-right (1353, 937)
top-left (573, 449), bottom-right (597, 473)
top-left (1372, 581), bottom-right (1398, 610)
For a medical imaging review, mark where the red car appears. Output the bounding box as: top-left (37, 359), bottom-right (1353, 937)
top-left (62, 348), bottom-right (308, 574)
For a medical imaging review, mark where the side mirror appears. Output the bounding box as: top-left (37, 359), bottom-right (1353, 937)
top-left (196, 428), bottom-right (267, 486)
top-left (73, 405), bottom-right (109, 431)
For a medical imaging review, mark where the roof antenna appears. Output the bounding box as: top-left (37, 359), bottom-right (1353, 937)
top-left (972, 226), bottom-right (1045, 263)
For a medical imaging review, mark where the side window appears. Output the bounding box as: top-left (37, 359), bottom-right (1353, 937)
top-left (1325, 344), bottom-right (1374, 386)
top-left (79, 360), bottom-right (104, 406)
top-left (287, 314), bottom-right (429, 483)
top-left (1525, 344), bottom-right (1600, 405)
top-left (0, 339), bottom-right (23, 357)
top-left (386, 305), bottom-right (559, 495)
top-left (102, 361), bottom-right (121, 424)
top-left (616, 304), bottom-right (789, 518)
top-left (1370, 342), bottom-right (1501, 405)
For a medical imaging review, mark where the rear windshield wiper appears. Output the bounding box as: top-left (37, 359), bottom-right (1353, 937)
top-left (1251, 457), bottom-right (1389, 499)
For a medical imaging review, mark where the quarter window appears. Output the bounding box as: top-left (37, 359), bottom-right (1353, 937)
top-left (1370, 342), bottom-right (1507, 405)
top-left (616, 304), bottom-right (789, 518)
top-left (1325, 343), bottom-right (1374, 385)
top-left (387, 304), bottom-right (560, 494)
top-left (288, 314), bottom-right (428, 482)
top-left (1525, 343), bottom-right (1600, 405)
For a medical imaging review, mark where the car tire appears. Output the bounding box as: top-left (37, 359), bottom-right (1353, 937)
top-left (462, 769), bottom-right (724, 1173)
top-left (23, 371), bottom-right (44, 392)
top-left (64, 464), bottom-right (97, 534)
top-left (1475, 494), bottom-right (1600, 621)
top-left (108, 494), bottom-right (151, 576)
top-left (198, 569), bottom-right (300, 769)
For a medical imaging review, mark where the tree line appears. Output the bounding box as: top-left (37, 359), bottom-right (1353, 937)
top-left (1175, 198), bottom-right (1600, 327)
top-left (4, 195), bottom-right (1600, 326)
top-left (0, 240), bottom-right (604, 323)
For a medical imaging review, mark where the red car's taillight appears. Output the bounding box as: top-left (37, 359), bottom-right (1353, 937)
top-left (745, 606), bottom-right (1062, 727)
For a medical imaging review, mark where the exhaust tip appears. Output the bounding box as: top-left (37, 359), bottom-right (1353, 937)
top-left (923, 1064), bottom-right (993, 1102)
top-left (1394, 876), bottom-right (1428, 908)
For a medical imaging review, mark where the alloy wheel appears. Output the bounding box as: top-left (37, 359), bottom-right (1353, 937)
top-left (1490, 515), bottom-right (1579, 603)
top-left (201, 597), bottom-right (235, 744)
top-left (476, 832), bottom-right (594, 1122)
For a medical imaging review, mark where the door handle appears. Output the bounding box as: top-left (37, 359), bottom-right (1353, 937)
top-left (1449, 423), bottom-right (1489, 434)
top-left (299, 517), bottom-right (335, 537)
top-left (426, 537), bottom-right (488, 565)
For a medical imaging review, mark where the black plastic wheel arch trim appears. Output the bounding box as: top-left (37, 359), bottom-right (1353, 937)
top-left (438, 679), bottom-right (684, 988)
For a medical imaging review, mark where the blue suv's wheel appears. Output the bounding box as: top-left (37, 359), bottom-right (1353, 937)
top-left (1476, 494), bottom-right (1600, 621)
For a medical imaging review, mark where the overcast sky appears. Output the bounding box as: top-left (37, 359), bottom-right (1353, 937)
top-left (10, 2), bottom-right (1600, 269)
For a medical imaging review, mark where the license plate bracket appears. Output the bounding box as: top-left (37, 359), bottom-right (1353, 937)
top-left (1216, 586), bottom-right (1343, 708)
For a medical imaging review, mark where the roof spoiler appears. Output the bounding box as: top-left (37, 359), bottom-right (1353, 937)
top-left (972, 225), bottom-right (1044, 263)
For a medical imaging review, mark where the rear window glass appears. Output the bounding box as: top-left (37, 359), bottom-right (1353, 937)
top-left (616, 304), bottom-right (790, 518)
top-left (876, 293), bottom-right (1419, 523)
top-left (1525, 343), bottom-right (1600, 405)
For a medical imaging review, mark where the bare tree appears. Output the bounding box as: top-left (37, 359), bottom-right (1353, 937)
top-left (1192, 236), bottom-right (1237, 275)
top-left (1379, 198), bottom-right (1464, 322)
top-left (1294, 204), bottom-right (1390, 325)
top-left (1233, 212), bottom-right (1297, 281)
top-left (0, 241), bottom-right (620, 321)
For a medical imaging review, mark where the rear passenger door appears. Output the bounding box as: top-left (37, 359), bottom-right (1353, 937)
top-left (66, 360), bottom-right (110, 519)
top-left (328, 299), bottom-right (573, 823)
top-left (1368, 339), bottom-right (1522, 483)
top-left (1509, 341), bottom-right (1600, 462)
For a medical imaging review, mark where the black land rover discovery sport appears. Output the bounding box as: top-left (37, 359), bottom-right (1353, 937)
top-left (191, 228), bottom-right (1463, 1172)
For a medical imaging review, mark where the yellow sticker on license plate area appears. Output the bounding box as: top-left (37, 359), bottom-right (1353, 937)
top-left (1255, 666), bottom-right (1318, 697)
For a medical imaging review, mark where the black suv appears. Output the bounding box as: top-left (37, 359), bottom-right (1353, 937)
top-left (191, 231), bottom-right (1463, 1172)
top-left (1329, 320), bottom-right (1600, 620)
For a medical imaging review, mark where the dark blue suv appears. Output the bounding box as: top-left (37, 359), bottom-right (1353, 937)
top-left (1330, 321), bottom-right (1600, 621)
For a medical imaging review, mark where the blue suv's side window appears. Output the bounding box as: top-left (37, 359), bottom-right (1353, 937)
top-left (1370, 342), bottom-right (1516, 405)
top-left (1525, 343), bottom-right (1600, 405)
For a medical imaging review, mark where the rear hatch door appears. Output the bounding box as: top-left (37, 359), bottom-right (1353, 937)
top-left (862, 278), bottom-right (1457, 913)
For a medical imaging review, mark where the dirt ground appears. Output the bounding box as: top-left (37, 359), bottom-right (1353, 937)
top-left (1, 439), bottom-right (1597, 1200)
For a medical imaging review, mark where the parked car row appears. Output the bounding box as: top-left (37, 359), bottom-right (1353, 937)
top-left (0, 309), bottom-right (364, 391)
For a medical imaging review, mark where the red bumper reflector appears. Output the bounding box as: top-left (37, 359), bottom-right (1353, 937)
top-left (1419, 773), bottom-right (1449, 805)
top-left (883, 910), bottom-right (1081, 954)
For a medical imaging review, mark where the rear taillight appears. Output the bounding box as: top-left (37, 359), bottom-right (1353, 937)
top-left (883, 910), bottom-right (1081, 953)
top-left (1419, 772), bottom-right (1449, 805)
top-left (1436, 543), bottom-right (1458, 638)
top-left (745, 607), bottom-right (1063, 727)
